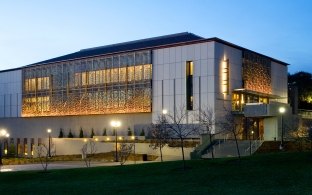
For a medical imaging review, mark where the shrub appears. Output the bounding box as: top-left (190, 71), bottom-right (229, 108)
top-left (79, 127), bottom-right (84, 138)
top-left (68, 129), bottom-right (74, 138)
top-left (58, 128), bottom-right (64, 138)
top-left (127, 127), bottom-right (133, 136)
top-left (140, 128), bottom-right (145, 136)
top-left (102, 128), bottom-right (107, 136)
top-left (90, 128), bottom-right (95, 138)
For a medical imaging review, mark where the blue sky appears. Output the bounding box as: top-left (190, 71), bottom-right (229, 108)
top-left (1, 0), bottom-right (311, 73)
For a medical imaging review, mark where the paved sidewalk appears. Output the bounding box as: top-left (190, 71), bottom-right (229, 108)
top-left (0, 160), bottom-right (150, 172)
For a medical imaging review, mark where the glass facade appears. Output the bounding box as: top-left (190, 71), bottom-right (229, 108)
top-left (22, 50), bottom-right (152, 117)
top-left (232, 92), bottom-right (269, 112)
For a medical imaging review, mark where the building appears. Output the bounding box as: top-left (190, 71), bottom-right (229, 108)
top-left (0, 32), bottom-right (289, 157)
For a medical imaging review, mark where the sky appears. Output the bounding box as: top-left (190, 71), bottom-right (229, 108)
top-left (0, 0), bottom-right (311, 73)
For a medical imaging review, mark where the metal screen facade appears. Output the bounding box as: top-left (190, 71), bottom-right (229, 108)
top-left (22, 50), bottom-right (152, 117)
top-left (243, 51), bottom-right (272, 94)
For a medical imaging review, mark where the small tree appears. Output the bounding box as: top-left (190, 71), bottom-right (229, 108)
top-left (140, 129), bottom-right (145, 136)
top-left (68, 129), bottom-right (74, 138)
top-left (118, 143), bottom-right (134, 165)
top-left (36, 143), bottom-right (56, 172)
top-left (150, 114), bottom-right (171, 162)
top-left (81, 140), bottom-right (97, 167)
top-left (197, 106), bottom-right (216, 158)
top-left (127, 127), bottom-right (133, 136)
top-left (90, 128), bottom-right (95, 138)
top-left (79, 127), bottom-right (84, 138)
top-left (219, 111), bottom-right (243, 160)
top-left (102, 128), bottom-right (107, 136)
top-left (58, 128), bottom-right (64, 138)
top-left (165, 106), bottom-right (200, 170)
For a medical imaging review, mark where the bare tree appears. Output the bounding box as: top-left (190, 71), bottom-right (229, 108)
top-left (219, 111), bottom-right (243, 160)
top-left (289, 126), bottom-right (309, 151)
top-left (81, 140), bottom-right (97, 167)
top-left (149, 114), bottom-right (172, 162)
top-left (165, 106), bottom-right (200, 170)
top-left (36, 143), bottom-right (56, 172)
top-left (118, 143), bottom-right (134, 165)
top-left (197, 106), bottom-right (216, 159)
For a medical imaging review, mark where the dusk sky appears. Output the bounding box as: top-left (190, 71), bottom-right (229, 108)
top-left (1, 0), bottom-right (311, 73)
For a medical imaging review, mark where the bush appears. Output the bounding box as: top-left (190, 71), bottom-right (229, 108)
top-left (90, 128), bottom-right (95, 138)
top-left (102, 128), bottom-right (107, 136)
top-left (127, 127), bottom-right (133, 136)
top-left (68, 129), bottom-right (74, 138)
top-left (140, 129), bottom-right (145, 136)
top-left (58, 128), bottom-right (64, 138)
top-left (79, 127), bottom-right (84, 138)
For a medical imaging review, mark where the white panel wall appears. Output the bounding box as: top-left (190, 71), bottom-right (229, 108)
top-left (271, 61), bottom-right (288, 103)
top-left (213, 42), bottom-right (243, 116)
top-left (0, 69), bottom-right (22, 118)
top-left (152, 42), bottom-right (216, 123)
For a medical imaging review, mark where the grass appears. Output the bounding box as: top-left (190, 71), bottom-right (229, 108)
top-left (0, 152), bottom-right (312, 194)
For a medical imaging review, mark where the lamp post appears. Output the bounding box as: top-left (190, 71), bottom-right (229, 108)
top-left (111, 120), bottom-right (121, 162)
top-left (47, 129), bottom-right (52, 157)
top-left (0, 129), bottom-right (10, 166)
top-left (132, 136), bottom-right (138, 164)
top-left (279, 107), bottom-right (286, 150)
top-left (249, 130), bottom-right (254, 155)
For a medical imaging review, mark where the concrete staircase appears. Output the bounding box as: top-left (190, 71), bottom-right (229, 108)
top-left (201, 139), bottom-right (264, 158)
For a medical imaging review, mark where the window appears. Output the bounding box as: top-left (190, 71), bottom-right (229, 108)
top-left (186, 61), bottom-right (194, 110)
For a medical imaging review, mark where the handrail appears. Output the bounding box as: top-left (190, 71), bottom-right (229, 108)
top-left (245, 137), bottom-right (264, 155)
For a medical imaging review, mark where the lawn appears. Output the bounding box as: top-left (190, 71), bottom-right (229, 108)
top-left (0, 152), bottom-right (312, 194)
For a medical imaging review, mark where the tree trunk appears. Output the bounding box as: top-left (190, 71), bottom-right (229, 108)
top-left (159, 143), bottom-right (163, 162)
top-left (180, 137), bottom-right (186, 170)
top-left (209, 133), bottom-right (214, 159)
top-left (233, 131), bottom-right (241, 160)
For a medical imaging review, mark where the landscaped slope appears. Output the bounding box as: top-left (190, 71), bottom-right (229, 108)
top-left (0, 152), bottom-right (311, 194)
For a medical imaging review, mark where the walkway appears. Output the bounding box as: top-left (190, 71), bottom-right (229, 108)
top-left (0, 160), bottom-right (150, 172)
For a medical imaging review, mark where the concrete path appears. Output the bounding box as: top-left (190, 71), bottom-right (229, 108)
top-left (0, 160), bottom-right (152, 172)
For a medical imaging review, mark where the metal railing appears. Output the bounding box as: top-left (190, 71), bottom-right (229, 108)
top-left (245, 137), bottom-right (264, 155)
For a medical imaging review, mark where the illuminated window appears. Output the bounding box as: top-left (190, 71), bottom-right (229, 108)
top-left (135, 65), bottom-right (143, 81)
top-left (112, 68), bottom-right (119, 83)
top-left (37, 77), bottom-right (50, 90)
top-left (82, 72), bottom-right (87, 86)
top-left (75, 73), bottom-right (81, 87)
top-left (119, 67), bottom-right (127, 82)
top-left (143, 64), bottom-right (152, 80)
top-left (104, 69), bottom-right (111, 84)
top-left (88, 71), bottom-right (96, 85)
top-left (186, 61), bottom-right (194, 110)
top-left (127, 66), bottom-right (135, 82)
top-left (22, 51), bottom-right (152, 117)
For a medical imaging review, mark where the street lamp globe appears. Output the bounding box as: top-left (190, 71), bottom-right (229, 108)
top-left (47, 129), bottom-right (52, 133)
top-left (279, 107), bottom-right (286, 114)
top-left (162, 109), bottom-right (168, 115)
top-left (111, 121), bottom-right (121, 128)
top-left (0, 129), bottom-right (7, 137)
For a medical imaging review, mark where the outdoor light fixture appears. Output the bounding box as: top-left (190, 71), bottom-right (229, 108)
top-left (47, 129), bottom-right (52, 157)
top-left (221, 59), bottom-right (229, 95)
top-left (279, 107), bottom-right (286, 150)
top-left (111, 120), bottom-right (121, 162)
top-left (0, 129), bottom-right (10, 166)
top-left (162, 109), bottom-right (168, 115)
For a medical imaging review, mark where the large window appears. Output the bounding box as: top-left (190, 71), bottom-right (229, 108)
top-left (22, 50), bottom-right (152, 117)
top-left (186, 61), bottom-right (194, 110)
